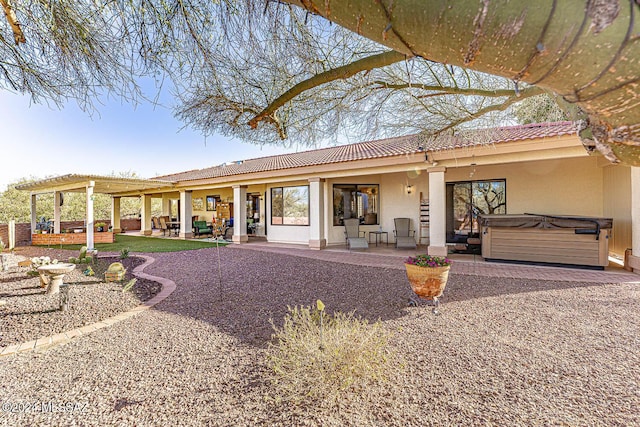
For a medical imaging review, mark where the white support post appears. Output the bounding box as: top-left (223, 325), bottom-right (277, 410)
top-left (8, 220), bottom-right (15, 250)
top-left (140, 194), bottom-right (152, 236)
top-left (323, 180), bottom-right (331, 246)
top-left (53, 191), bottom-right (62, 234)
top-left (232, 185), bottom-right (248, 243)
top-left (162, 195), bottom-right (171, 217)
top-left (309, 178), bottom-right (326, 249)
top-left (111, 197), bottom-right (122, 233)
top-left (427, 166), bottom-right (448, 257)
top-left (179, 191), bottom-right (193, 239)
top-left (30, 193), bottom-right (37, 235)
top-left (86, 181), bottom-right (95, 250)
top-left (630, 167), bottom-right (640, 273)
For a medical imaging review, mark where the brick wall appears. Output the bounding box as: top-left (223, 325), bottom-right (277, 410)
top-left (0, 223), bottom-right (32, 247)
top-left (31, 232), bottom-right (115, 246)
top-left (121, 218), bottom-right (141, 231)
top-left (0, 219), bottom-right (141, 247)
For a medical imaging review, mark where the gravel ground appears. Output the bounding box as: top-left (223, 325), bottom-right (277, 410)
top-left (0, 249), bottom-right (161, 346)
top-left (0, 246), bottom-right (638, 426)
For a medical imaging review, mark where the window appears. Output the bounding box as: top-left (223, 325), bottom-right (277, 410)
top-left (271, 186), bottom-right (309, 225)
top-left (333, 184), bottom-right (379, 226)
top-left (446, 179), bottom-right (506, 242)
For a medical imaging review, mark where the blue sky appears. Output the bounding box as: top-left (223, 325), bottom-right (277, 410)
top-left (0, 85), bottom-right (296, 192)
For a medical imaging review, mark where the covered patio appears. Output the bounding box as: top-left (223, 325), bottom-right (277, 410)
top-left (16, 174), bottom-right (175, 250)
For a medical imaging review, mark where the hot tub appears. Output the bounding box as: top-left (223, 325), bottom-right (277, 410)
top-left (480, 214), bottom-right (612, 268)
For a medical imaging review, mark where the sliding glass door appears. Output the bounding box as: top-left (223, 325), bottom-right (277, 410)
top-left (446, 180), bottom-right (506, 243)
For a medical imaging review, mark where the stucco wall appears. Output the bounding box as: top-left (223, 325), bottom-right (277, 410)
top-left (444, 156), bottom-right (604, 217)
top-left (603, 164), bottom-right (632, 258)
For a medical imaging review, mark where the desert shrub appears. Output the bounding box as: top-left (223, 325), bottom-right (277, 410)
top-left (266, 301), bottom-right (396, 406)
top-left (122, 278), bottom-right (137, 292)
top-left (119, 247), bottom-right (130, 259)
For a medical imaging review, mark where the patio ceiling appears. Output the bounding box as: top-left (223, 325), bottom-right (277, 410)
top-left (15, 174), bottom-right (175, 195)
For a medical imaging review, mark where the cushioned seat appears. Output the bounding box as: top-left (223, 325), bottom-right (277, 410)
top-left (193, 220), bottom-right (212, 237)
top-left (394, 217), bottom-right (417, 249)
top-left (344, 218), bottom-right (368, 250)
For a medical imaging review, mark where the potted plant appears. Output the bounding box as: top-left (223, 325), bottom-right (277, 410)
top-left (404, 254), bottom-right (452, 314)
top-left (95, 222), bottom-right (106, 232)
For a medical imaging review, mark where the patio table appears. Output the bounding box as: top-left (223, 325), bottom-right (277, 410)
top-left (368, 230), bottom-right (389, 246)
top-left (166, 221), bottom-right (180, 236)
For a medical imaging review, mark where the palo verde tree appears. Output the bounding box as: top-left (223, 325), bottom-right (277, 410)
top-left (279, 0), bottom-right (640, 164)
top-left (1, 1), bottom-right (638, 164)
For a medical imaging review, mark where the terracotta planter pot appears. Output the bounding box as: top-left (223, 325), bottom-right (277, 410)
top-left (404, 264), bottom-right (450, 300)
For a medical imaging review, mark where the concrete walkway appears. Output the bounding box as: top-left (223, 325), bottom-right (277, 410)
top-left (235, 241), bottom-right (640, 284)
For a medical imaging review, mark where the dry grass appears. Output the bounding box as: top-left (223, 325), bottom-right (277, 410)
top-left (267, 303), bottom-right (401, 407)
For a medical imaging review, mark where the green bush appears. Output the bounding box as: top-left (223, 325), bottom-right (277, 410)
top-left (68, 257), bottom-right (77, 264)
top-left (119, 247), bottom-right (130, 259)
top-left (266, 301), bottom-right (397, 406)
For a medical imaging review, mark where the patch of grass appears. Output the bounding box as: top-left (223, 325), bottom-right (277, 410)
top-left (266, 302), bottom-right (399, 406)
top-left (41, 234), bottom-right (226, 253)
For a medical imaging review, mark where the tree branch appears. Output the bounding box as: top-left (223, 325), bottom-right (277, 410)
top-left (435, 86), bottom-right (544, 135)
top-left (247, 50), bottom-right (408, 129)
top-left (1, 0), bottom-right (25, 44)
top-left (373, 81), bottom-right (519, 97)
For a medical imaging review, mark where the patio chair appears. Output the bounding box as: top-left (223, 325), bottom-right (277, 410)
top-left (151, 216), bottom-right (160, 230)
top-left (394, 217), bottom-right (417, 249)
top-left (344, 218), bottom-right (368, 250)
top-left (159, 217), bottom-right (170, 237)
top-left (193, 220), bottom-right (212, 237)
top-left (224, 226), bottom-right (233, 240)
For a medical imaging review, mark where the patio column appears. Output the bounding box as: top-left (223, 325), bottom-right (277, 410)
top-left (179, 190), bottom-right (194, 239)
top-left (111, 196), bottom-right (122, 233)
top-left (53, 191), bottom-right (62, 234)
top-left (630, 167), bottom-right (640, 273)
top-left (162, 195), bottom-right (171, 217)
top-left (308, 178), bottom-right (326, 249)
top-left (86, 181), bottom-right (95, 250)
top-left (232, 185), bottom-right (248, 243)
top-left (30, 193), bottom-right (37, 234)
top-left (427, 166), bottom-right (447, 257)
top-left (140, 194), bottom-right (152, 236)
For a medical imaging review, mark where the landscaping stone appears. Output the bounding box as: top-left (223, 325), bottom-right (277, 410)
top-left (0, 246), bottom-right (638, 426)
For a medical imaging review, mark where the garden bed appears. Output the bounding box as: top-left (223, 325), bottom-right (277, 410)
top-left (0, 254), bottom-right (161, 346)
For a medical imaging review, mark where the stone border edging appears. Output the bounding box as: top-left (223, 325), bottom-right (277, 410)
top-left (0, 254), bottom-right (176, 357)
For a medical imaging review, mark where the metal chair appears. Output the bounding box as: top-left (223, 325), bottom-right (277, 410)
top-left (394, 218), bottom-right (417, 249)
top-left (344, 218), bottom-right (368, 250)
top-left (159, 217), bottom-right (170, 237)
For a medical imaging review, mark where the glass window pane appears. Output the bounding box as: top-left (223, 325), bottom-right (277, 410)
top-left (283, 186), bottom-right (309, 225)
top-left (447, 179), bottom-right (506, 241)
top-left (333, 184), bottom-right (379, 225)
top-left (271, 187), bottom-right (283, 225)
top-left (453, 182), bottom-right (473, 237)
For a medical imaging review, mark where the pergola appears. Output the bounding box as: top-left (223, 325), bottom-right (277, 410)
top-left (16, 174), bottom-right (175, 249)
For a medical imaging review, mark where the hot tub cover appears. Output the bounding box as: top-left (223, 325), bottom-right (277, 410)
top-left (479, 214), bottom-right (612, 230)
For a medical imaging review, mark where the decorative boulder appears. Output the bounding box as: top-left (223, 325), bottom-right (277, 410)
top-left (105, 262), bottom-right (126, 282)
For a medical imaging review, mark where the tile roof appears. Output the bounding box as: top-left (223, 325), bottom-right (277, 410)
top-left (154, 121), bottom-right (578, 183)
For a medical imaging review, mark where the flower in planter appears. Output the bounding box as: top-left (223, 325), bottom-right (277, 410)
top-left (405, 254), bottom-right (452, 267)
